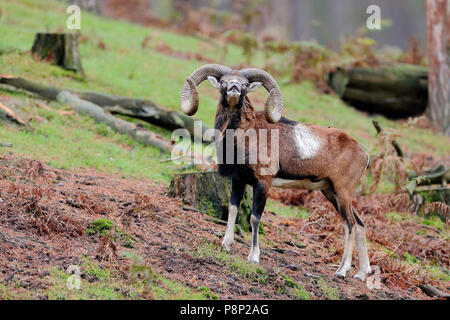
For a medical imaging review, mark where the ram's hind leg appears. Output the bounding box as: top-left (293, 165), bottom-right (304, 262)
top-left (248, 181), bottom-right (268, 263)
top-left (322, 189), bottom-right (356, 278)
top-left (222, 178), bottom-right (246, 252)
top-left (353, 207), bottom-right (371, 280)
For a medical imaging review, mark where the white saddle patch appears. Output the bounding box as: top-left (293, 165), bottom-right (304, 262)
top-left (294, 124), bottom-right (321, 159)
top-left (272, 178), bottom-right (329, 190)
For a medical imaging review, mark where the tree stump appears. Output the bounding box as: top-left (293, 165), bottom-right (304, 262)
top-left (328, 64), bottom-right (428, 119)
top-left (169, 172), bottom-right (253, 231)
top-left (31, 33), bottom-right (84, 74)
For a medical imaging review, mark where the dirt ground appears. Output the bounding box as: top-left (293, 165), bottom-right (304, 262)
top-left (0, 154), bottom-right (447, 300)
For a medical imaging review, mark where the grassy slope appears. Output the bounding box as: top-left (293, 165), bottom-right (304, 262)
top-left (1, 0), bottom-right (449, 174)
top-left (0, 0), bottom-right (449, 299)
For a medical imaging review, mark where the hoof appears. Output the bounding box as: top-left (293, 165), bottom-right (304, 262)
top-left (247, 256), bottom-right (259, 264)
top-left (354, 267), bottom-right (372, 282)
top-left (221, 240), bottom-right (232, 252)
top-left (354, 273), bottom-right (367, 281)
top-left (334, 266), bottom-right (350, 279)
top-left (247, 250), bottom-right (260, 264)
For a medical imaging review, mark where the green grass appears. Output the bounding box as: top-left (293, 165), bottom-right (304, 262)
top-left (0, 96), bottom-right (177, 182)
top-left (88, 218), bottom-right (114, 236)
top-left (317, 277), bottom-right (340, 300)
top-left (0, 253), bottom-right (210, 300)
top-left (386, 211), bottom-right (415, 223)
top-left (265, 199), bottom-right (309, 219)
top-left (195, 241), bottom-right (267, 281)
top-left (386, 211), bottom-right (448, 240)
top-left (425, 264), bottom-right (450, 282)
top-left (280, 274), bottom-right (312, 300)
top-left (46, 256), bottom-right (208, 300)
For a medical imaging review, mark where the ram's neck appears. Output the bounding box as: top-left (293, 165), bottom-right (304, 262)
top-left (214, 96), bottom-right (255, 136)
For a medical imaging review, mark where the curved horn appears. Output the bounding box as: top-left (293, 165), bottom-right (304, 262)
top-left (180, 64), bottom-right (232, 116)
top-left (239, 68), bottom-right (283, 123)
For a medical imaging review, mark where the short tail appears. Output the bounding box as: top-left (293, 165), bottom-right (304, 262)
top-left (361, 150), bottom-right (370, 177)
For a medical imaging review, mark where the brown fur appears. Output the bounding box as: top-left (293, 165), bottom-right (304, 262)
top-left (214, 79), bottom-right (371, 278)
top-left (216, 97), bottom-right (369, 221)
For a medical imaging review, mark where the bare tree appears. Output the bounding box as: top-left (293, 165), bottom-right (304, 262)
top-left (426, 0), bottom-right (450, 136)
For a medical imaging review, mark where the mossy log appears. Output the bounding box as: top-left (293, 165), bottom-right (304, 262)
top-left (169, 172), bottom-right (253, 232)
top-left (31, 33), bottom-right (84, 74)
top-left (56, 90), bottom-right (174, 152)
top-left (328, 64), bottom-right (428, 119)
top-left (0, 75), bottom-right (210, 141)
top-left (408, 165), bottom-right (449, 222)
top-left (408, 165), bottom-right (449, 187)
top-left (77, 91), bottom-right (210, 141)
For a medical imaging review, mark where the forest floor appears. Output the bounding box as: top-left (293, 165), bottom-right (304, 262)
top-left (0, 154), bottom-right (447, 300)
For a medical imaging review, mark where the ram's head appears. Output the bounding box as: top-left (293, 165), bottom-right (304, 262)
top-left (180, 64), bottom-right (283, 123)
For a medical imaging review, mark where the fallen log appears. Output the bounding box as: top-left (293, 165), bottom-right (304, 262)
top-left (408, 164), bottom-right (449, 187)
top-left (0, 74), bottom-right (61, 100)
top-left (169, 171), bottom-right (253, 232)
top-left (56, 90), bottom-right (174, 152)
top-left (328, 63), bottom-right (428, 119)
top-left (0, 74), bottom-right (210, 140)
top-left (77, 91), bottom-right (210, 141)
top-left (56, 91), bottom-right (213, 168)
top-left (407, 165), bottom-right (449, 221)
top-left (418, 283), bottom-right (450, 299)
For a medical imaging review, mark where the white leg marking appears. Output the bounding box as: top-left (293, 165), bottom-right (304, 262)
top-left (248, 244), bottom-right (260, 263)
top-left (222, 204), bottom-right (238, 252)
top-left (354, 225), bottom-right (371, 281)
top-left (335, 224), bottom-right (355, 278)
top-left (271, 178), bottom-right (329, 191)
top-left (247, 215), bottom-right (260, 263)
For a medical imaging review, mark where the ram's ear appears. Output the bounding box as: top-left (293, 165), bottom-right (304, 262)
top-left (207, 76), bottom-right (220, 89)
top-left (247, 81), bottom-right (262, 92)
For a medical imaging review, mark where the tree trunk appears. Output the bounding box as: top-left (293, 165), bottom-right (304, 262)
top-left (328, 64), bottom-right (428, 119)
top-left (31, 33), bottom-right (84, 74)
top-left (426, 0), bottom-right (450, 136)
top-left (169, 171), bottom-right (253, 231)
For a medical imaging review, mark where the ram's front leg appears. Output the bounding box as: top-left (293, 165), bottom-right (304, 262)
top-left (222, 178), bottom-right (246, 252)
top-left (248, 181), bottom-right (268, 263)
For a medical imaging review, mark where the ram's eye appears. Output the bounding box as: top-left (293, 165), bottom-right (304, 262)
top-left (220, 80), bottom-right (225, 85)
top-left (245, 83), bottom-right (249, 87)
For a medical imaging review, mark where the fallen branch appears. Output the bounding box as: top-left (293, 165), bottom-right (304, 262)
top-left (0, 74), bottom-right (60, 100)
top-left (0, 101), bottom-right (28, 127)
top-left (418, 283), bottom-right (450, 299)
top-left (56, 91), bottom-right (212, 167)
top-left (57, 90), bottom-right (174, 152)
top-left (0, 74), bottom-right (210, 140)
